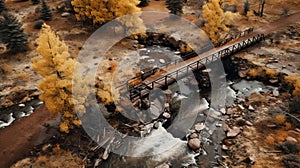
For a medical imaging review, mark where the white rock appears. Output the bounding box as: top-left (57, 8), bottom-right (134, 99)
top-left (18, 104), bottom-right (25, 107)
top-left (140, 55), bottom-right (150, 59)
top-left (61, 12), bottom-right (71, 17)
top-left (286, 136), bottom-right (297, 143)
top-left (248, 105), bottom-right (255, 111)
top-left (159, 59), bottom-right (166, 64)
top-left (245, 121), bottom-right (253, 126)
top-left (227, 127), bottom-right (240, 138)
top-left (202, 68), bottom-right (212, 73)
top-left (237, 104), bottom-right (245, 110)
top-left (220, 108), bottom-right (226, 114)
top-left (155, 163), bottom-right (170, 168)
top-left (162, 112), bottom-right (171, 119)
top-left (272, 88), bottom-right (279, 97)
top-left (194, 123), bottom-right (205, 132)
top-left (147, 59), bottom-right (155, 63)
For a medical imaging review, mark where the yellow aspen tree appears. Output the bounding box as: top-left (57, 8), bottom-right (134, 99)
top-left (202, 0), bottom-right (234, 43)
top-left (32, 24), bottom-right (84, 133)
top-left (72, 0), bottom-right (141, 25)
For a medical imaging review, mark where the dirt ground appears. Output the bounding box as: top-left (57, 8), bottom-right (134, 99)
top-left (0, 0), bottom-right (300, 167)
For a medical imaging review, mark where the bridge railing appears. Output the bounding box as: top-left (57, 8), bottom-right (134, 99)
top-left (215, 27), bottom-right (254, 47)
top-left (124, 33), bottom-right (264, 100)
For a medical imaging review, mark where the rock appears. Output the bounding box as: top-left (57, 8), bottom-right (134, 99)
top-left (237, 104), bottom-right (245, 110)
top-left (188, 138), bottom-right (201, 150)
top-left (245, 120), bottom-right (253, 126)
top-left (61, 12), bottom-right (71, 17)
top-left (286, 49), bottom-right (300, 55)
top-left (238, 70), bottom-right (247, 78)
top-left (18, 103), bottom-right (25, 107)
top-left (159, 59), bottom-right (165, 64)
top-left (222, 145), bottom-right (229, 150)
top-left (248, 105), bottom-right (255, 111)
top-left (216, 123), bottom-right (222, 127)
top-left (227, 127), bottom-right (240, 138)
top-left (286, 136), bottom-right (297, 143)
top-left (155, 163), bottom-right (170, 168)
top-left (266, 124), bottom-right (277, 128)
top-left (34, 20), bottom-right (45, 29)
top-left (102, 147), bottom-right (109, 160)
top-left (226, 108), bottom-right (234, 115)
top-left (189, 133), bottom-right (198, 139)
top-left (272, 88), bottom-right (279, 97)
top-left (174, 51), bottom-right (181, 55)
top-left (147, 59), bottom-right (155, 63)
top-left (162, 112), bottom-right (171, 119)
top-left (194, 123), bottom-right (205, 132)
top-left (269, 79), bottom-right (278, 84)
top-left (202, 68), bottom-right (212, 73)
top-left (220, 108), bottom-right (226, 115)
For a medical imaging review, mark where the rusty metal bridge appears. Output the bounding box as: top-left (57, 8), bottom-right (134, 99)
top-left (118, 30), bottom-right (265, 102)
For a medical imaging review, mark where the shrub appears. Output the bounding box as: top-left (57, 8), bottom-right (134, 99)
top-left (275, 130), bottom-right (288, 142)
top-left (275, 114), bottom-right (286, 125)
top-left (266, 135), bottom-right (275, 145)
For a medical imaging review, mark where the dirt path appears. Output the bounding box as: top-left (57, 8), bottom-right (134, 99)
top-left (256, 12), bottom-right (300, 34)
top-left (0, 106), bottom-right (59, 168)
top-left (141, 0), bottom-right (168, 12)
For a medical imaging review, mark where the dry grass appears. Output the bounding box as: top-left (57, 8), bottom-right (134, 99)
top-left (0, 63), bottom-right (12, 74)
top-left (275, 114), bottom-right (286, 125)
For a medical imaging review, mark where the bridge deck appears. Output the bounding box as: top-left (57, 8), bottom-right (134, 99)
top-left (118, 32), bottom-right (265, 101)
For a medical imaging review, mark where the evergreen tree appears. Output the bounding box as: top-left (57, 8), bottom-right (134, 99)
top-left (32, 0), bottom-right (40, 5)
top-left (138, 0), bottom-right (149, 7)
top-left (40, 0), bottom-right (52, 20)
top-left (166, 0), bottom-right (183, 16)
top-left (243, 0), bottom-right (249, 15)
top-left (0, 0), bottom-right (8, 13)
top-left (0, 13), bottom-right (28, 54)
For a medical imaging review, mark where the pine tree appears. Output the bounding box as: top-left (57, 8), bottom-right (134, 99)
top-left (32, 0), bottom-right (40, 5)
top-left (32, 24), bottom-right (89, 133)
top-left (40, 0), bottom-right (52, 20)
top-left (166, 0), bottom-right (183, 16)
top-left (243, 0), bottom-right (249, 15)
top-left (0, 0), bottom-right (8, 13)
top-left (0, 13), bottom-right (28, 54)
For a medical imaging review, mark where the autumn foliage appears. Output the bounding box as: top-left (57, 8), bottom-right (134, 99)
top-left (202, 0), bottom-right (236, 43)
top-left (32, 24), bottom-right (82, 133)
top-left (71, 0), bottom-right (141, 25)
